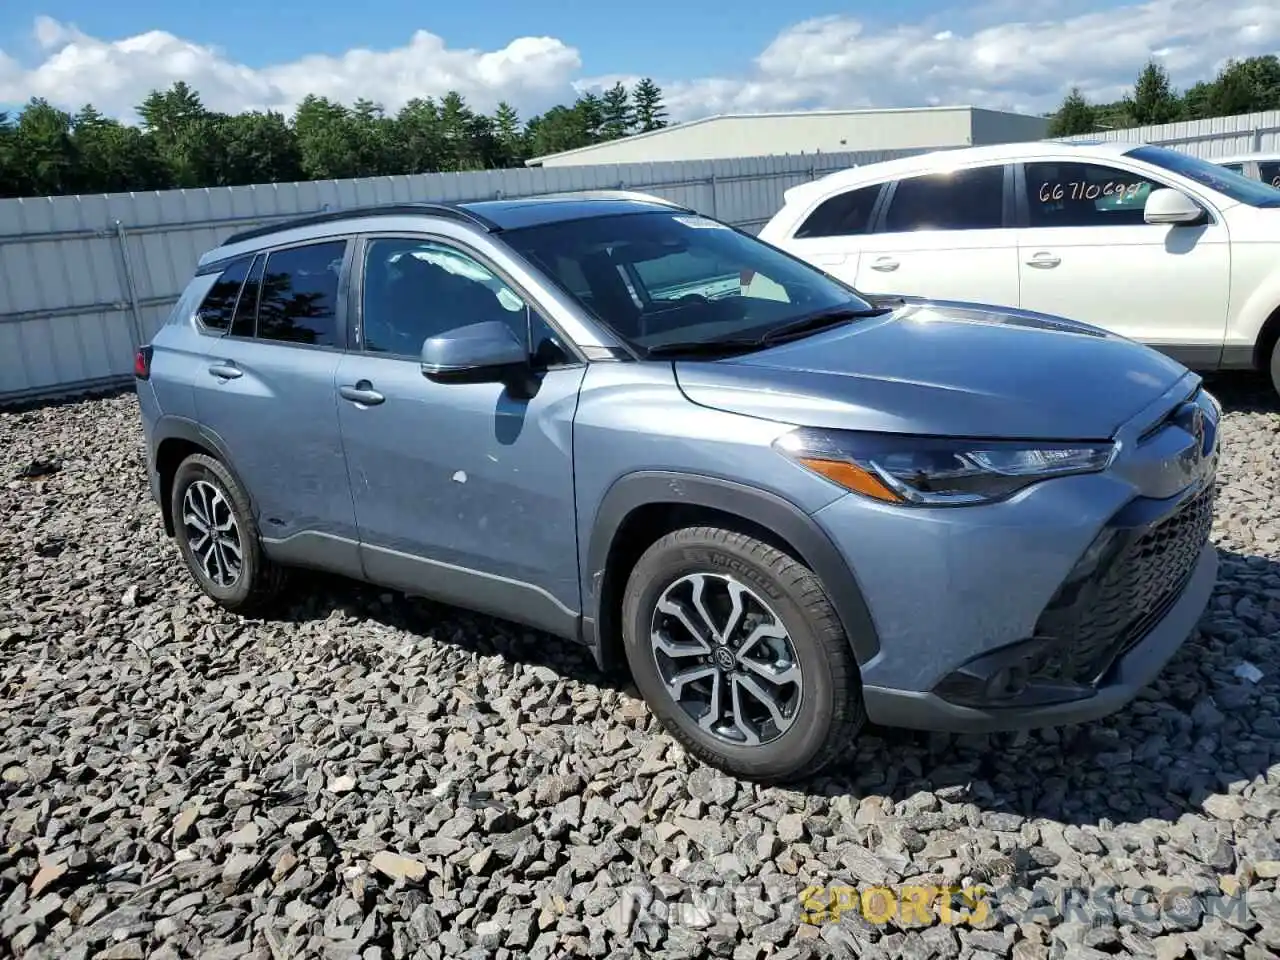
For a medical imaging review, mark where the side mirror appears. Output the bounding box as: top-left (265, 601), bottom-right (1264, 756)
top-left (1144, 188), bottom-right (1205, 225)
top-left (420, 320), bottom-right (529, 383)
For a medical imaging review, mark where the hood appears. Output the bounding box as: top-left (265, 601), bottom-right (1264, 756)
top-left (673, 299), bottom-right (1193, 440)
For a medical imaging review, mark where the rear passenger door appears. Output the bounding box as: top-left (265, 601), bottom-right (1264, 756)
top-left (333, 234), bottom-right (587, 638)
top-left (189, 238), bottom-right (361, 567)
top-left (852, 163), bottom-right (1020, 308)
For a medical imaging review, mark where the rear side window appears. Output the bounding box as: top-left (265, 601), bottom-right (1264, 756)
top-left (1260, 161), bottom-right (1280, 188)
top-left (793, 185), bottom-right (882, 238)
top-left (883, 165), bottom-right (1006, 232)
top-left (195, 256), bottom-right (251, 332)
top-left (229, 254), bottom-right (265, 338)
top-left (1218, 162), bottom-right (1244, 174)
top-left (257, 241), bottom-right (347, 347)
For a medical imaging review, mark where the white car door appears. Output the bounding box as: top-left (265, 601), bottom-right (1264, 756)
top-left (850, 163), bottom-right (1021, 308)
top-left (1015, 158), bottom-right (1230, 359)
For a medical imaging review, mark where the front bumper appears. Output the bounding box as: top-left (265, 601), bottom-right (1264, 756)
top-left (812, 376), bottom-right (1220, 733)
top-left (861, 542), bottom-right (1216, 732)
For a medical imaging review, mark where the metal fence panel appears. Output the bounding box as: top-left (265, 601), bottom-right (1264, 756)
top-left (1062, 109), bottom-right (1280, 158)
top-left (0, 147), bottom-right (924, 403)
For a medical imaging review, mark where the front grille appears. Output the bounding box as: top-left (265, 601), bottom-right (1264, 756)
top-left (1030, 483), bottom-right (1216, 686)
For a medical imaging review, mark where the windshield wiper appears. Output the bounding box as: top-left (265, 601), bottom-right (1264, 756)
top-left (758, 306), bottom-right (890, 345)
top-left (641, 305), bottom-right (890, 359)
top-left (642, 338), bottom-right (765, 359)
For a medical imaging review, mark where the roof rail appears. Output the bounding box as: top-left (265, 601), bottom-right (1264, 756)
top-left (525, 189), bottom-right (696, 212)
top-left (219, 201), bottom-right (502, 247)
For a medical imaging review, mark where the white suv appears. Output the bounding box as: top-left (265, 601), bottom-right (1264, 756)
top-left (755, 141), bottom-right (1280, 396)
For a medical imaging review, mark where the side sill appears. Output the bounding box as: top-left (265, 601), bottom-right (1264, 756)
top-left (262, 531), bottom-right (583, 644)
top-left (1145, 342), bottom-right (1223, 371)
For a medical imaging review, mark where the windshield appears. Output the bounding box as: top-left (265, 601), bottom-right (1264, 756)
top-left (500, 210), bottom-right (878, 354)
top-left (1127, 144), bottom-right (1280, 207)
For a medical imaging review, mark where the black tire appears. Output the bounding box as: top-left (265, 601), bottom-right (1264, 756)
top-left (620, 525), bottom-right (865, 782)
top-left (1270, 337), bottom-right (1280, 402)
top-left (170, 453), bottom-right (285, 614)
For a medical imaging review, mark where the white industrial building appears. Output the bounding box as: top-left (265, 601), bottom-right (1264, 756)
top-left (526, 105), bottom-right (1050, 167)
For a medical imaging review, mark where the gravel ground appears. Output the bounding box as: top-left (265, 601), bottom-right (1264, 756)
top-left (1, 376), bottom-right (1279, 960)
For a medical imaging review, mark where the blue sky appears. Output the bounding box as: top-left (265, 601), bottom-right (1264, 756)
top-left (0, 1), bottom-right (944, 79)
top-left (1, 1), bottom-right (1277, 122)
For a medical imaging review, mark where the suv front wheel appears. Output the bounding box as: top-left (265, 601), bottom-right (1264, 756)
top-left (1271, 336), bottom-right (1280, 400)
top-left (170, 453), bottom-right (285, 614)
top-left (621, 526), bottom-right (865, 782)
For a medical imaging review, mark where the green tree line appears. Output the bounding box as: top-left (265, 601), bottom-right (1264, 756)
top-left (1048, 55), bottom-right (1280, 136)
top-left (0, 77), bottom-right (671, 199)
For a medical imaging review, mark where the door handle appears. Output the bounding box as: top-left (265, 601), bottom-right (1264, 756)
top-left (208, 362), bottom-right (242, 380)
top-left (1026, 253), bottom-right (1061, 268)
top-left (339, 382), bottom-right (385, 406)
top-left (869, 257), bottom-right (899, 272)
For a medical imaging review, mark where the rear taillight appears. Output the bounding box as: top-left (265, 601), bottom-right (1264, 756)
top-left (134, 345), bottom-right (153, 380)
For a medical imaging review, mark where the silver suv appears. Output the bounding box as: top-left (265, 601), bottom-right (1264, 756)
top-left (135, 194), bottom-right (1221, 782)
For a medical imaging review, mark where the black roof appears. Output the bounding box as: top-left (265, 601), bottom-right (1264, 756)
top-left (219, 195), bottom-right (692, 247)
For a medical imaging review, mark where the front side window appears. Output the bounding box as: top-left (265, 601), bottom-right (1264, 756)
top-left (1024, 161), bottom-right (1157, 228)
top-left (882, 165), bottom-right (1005, 232)
top-left (793, 184), bottom-right (883, 239)
top-left (361, 238), bottom-right (568, 363)
top-left (1126, 144), bottom-right (1280, 207)
top-left (500, 211), bottom-right (878, 354)
top-left (1259, 161), bottom-right (1280, 189)
top-left (256, 241), bottom-right (347, 347)
top-left (195, 256), bottom-right (251, 332)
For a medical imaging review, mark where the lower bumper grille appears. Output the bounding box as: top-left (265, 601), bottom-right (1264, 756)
top-left (1030, 482), bottom-right (1216, 686)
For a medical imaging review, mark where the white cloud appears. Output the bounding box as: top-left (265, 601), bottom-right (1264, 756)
top-left (1, 0), bottom-right (1278, 125)
top-left (0, 15), bottom-right (582, 120)
top-left (643, 0), bottom-right (1280, 119)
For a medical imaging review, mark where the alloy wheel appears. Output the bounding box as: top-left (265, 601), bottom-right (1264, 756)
top-left (181, 479), bottom-right (244, 588)
top-left (649, 572), bottom-right (804, 746)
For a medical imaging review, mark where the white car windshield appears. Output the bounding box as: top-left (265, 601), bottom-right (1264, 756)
top-left (1129, 145), bottom-right (1280, 207)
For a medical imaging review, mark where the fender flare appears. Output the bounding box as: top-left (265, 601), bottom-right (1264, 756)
top-left (151, 416), bottom-right (256, 535)
top-left (583, 470), bottom-right (881, 666)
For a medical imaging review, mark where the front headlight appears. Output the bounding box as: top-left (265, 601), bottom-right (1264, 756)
top-left (774, 428), bottom-right (1116, 506)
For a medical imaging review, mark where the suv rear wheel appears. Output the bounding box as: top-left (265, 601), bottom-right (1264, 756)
top-left (620, 525), bottom-right (865, 782)
top-left (170, 453), bottom-right (285, 614)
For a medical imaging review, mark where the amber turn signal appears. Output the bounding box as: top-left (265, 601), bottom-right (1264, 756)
top-left (795, 456), bottom-right (903, 503)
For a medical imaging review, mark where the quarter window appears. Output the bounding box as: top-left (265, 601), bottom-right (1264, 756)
top-left (1024, 161), bottom-right (1157, 228)
top-left (793, 185), bottom-right (883, 238)
top-left (256, 241), bottom-right (347, 347)
top-left (882, 165), bottom-right (1005, 232)
top-left (195, 256), bottom-right (251, 332)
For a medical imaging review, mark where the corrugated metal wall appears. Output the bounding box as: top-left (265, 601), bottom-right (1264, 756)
top-left (0, 147), bottom-right (923, 404)
top-left (1063, 109), bottom-right (1280, 158)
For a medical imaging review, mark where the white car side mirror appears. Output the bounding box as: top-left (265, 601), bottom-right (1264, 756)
top-left (1144, 188), bottom-right (1204, 225)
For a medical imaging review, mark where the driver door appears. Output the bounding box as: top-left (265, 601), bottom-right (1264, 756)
top-left (333, 234), bottom-right (587, 637)
top-left (1015, 159), bottom-right (1230, 354)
